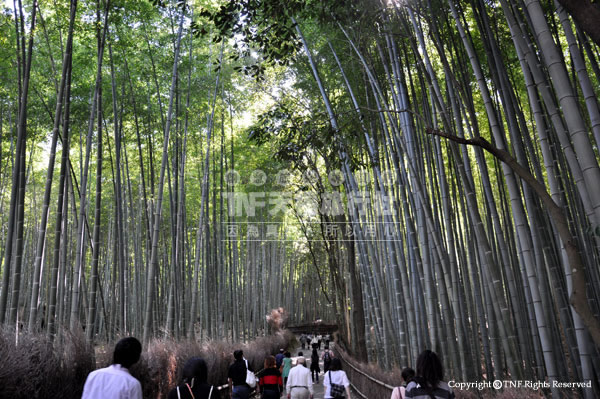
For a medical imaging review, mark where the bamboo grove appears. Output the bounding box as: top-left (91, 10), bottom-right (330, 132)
top-left (0, 0), bottom-right (599, 397)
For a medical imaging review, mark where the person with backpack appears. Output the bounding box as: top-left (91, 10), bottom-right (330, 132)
top-left (309, 348), bottom-right (320, 383)
top-left (258, 355), bottom-right (283, 399)
top-left (300, 334), bottom-right (307, 350)
top-left (405, 350), bottom-right (454, 399)
top-left (323, 358), bottom-right (351, 399)
top-left (168, 357), bottom-right (216, 399)
top-left (390, 367), bottom-right (415, 399)
top-left (322, 348), bottom-right (333, 373)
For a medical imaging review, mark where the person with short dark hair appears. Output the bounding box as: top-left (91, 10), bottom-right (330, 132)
top-left (390, 367), bottom-right (415, 399)
top-left (228, 349), bottom-right (253, 399)
top-left (168, 357), bottom-right (215, 399)
top-left (276, 348), bottom-right (285, 369)
top-left (405, 350), bottom-right (454, 399)
top-left (323, 358), bottom-right (351, 399)
top-left (402, 368), bottom-right (416, 383)
top-left (82, 337), bottom-right (143, 399)
top-left (258, 355), bottom-right (283, 399)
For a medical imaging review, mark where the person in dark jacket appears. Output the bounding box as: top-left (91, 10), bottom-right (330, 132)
top-left (258, 355), bottom-right (283, 399)
top-left (275, 348), bottom-right (285, 369)
top-left (228, 350), bottom-right (253, 399)
top-left (168, 357), bottom-right (215, 399)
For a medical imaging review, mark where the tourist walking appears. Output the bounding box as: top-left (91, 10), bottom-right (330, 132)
top-left (276, 348), bottom-right (285, 369)
top-left (309, 348), bottom-right (320, 383)
top-left (300, 334), bottom-right (307, 350)
top-left (258, 355), bottom-right (283, 399)
top-left (310, 335), bottom-right (319, 350)
top-left (323, 358), bottom-right (351, 399)
top-left (82, 337), bottom-right (143, 399)
top-left (228, 350), bottom-right (254, 399)
top-left (322, 348), bottom-right (333, 373)
top-left (286, 357), bottom-right (313, 399)
top-left (280, 351), bottom-right (293, 385)
top-left (390, 367), bottom-right (415, 399)
top-left (168, 357), bottom-right (216, 399)
top-left (405, 350), bottom-right (454, 399)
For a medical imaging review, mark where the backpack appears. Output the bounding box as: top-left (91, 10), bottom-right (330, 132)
top-left (323, 351), bottom-right (331, 363)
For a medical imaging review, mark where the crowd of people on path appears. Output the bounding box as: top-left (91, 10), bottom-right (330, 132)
top-left (81, 335), bottom-right (452, 399)
top-left (298, 333), bottom-right (330, 351)
top-left (253, 344), bottom-right (345, 399)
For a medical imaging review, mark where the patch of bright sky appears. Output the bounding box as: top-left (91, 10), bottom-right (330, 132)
top-left (233, 68), bottom-right (299, 132)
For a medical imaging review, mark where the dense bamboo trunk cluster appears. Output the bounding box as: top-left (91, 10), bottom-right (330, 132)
top-left (0, 1), bottom-right (334, 346)
top-left (283, 0), bottom-right (600, 394)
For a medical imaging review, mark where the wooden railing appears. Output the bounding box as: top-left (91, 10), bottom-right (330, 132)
top-left (335, 347), bottom-right (396, 399)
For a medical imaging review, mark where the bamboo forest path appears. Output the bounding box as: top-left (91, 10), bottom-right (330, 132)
top-left (211, 339), bottom-right (329, 398)
top-left (284, 336), bottom-right (360, 399)
top-left (287, 321), bottom-right (338, 397)
top-left (285, 330), bottom-right (393, 398)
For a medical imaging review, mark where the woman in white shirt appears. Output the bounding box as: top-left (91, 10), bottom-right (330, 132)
top-left (323, 358), bottom-right (351, 399)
